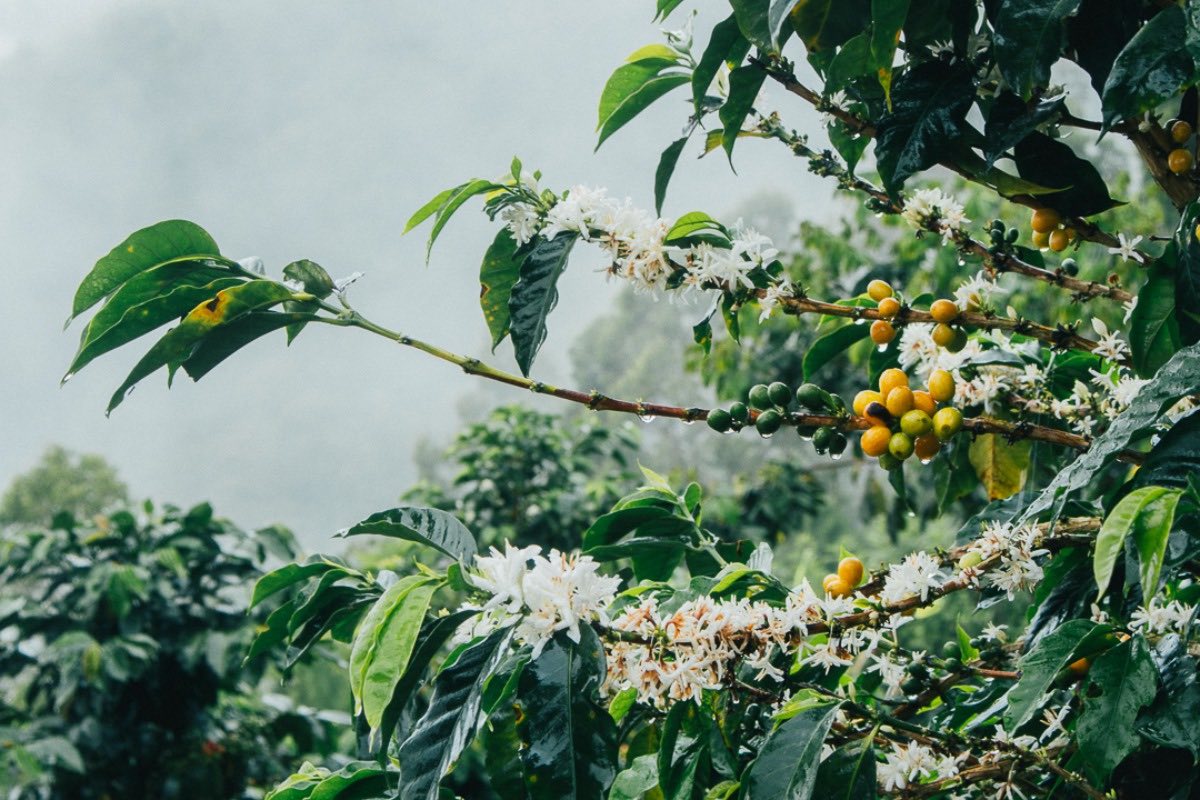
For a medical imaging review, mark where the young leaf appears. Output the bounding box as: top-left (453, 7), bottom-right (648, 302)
top-left (338, 506), bottom-right (478, 562)
top-left (479, 228), bottom-right (523, 350)
top-left (1075, 636), bottom-right (1158, 783)
top-left (1131, 488), bottom-right (1182, 600)
top-left (397, 628), bottom-right (514, 800)
top-left (1101, 5), bottom-right (1192, 130)
top-left (72, 220), bottom-right (223, 320)
top-left (251, 557), bottom-right (349, 608)
top-left (515, 628), bottom-right (618, 800)
top-left (424, 179), bottom-right (502, 262)
top-left (993, 0), bottom-right (1083, 100)
top-left (744, 702), bottom-right (841, 799)
top-left (509, 231), bottom-right (578, 376)
top-left (404, 185), bottom-right (458, 234)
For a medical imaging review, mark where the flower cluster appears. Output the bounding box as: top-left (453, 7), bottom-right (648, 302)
top-left (460, 543), bottom-right (620, 656)
top-left (900, 187), bottom-right (970, 240)
top-left (877, 742), bottom-right (963, 792)
top-left (879, 551), bottom-right (945, 605)
top-left (1129, 597), bottom-right (1197, 634)
top-left (959, 521), bottom-right (1047, 599)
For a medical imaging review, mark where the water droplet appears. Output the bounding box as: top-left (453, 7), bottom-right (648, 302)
top-left (853, 318), bottom-right (866, 325)
top-left (877, 344), bottom-right (888, 353)
top-left (639, 413), bottom-right (656, 423)
top-left (682, 418), bottom-right (695, 425)
top-left (797, 432), bottom-right (813, 441)
top-left (919, 457), bottom-right (933, 465)
top-left (759, 431), bottom-right (775, 439)
top-left (831, 453), bottom-right (844, 461)
top-left (907, 510), bottom-right (917, 518)
top-left (61, 372), bottom-right (75, 385)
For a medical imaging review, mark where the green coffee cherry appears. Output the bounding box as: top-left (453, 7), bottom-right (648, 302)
top-left (943, 657), bottom-right (963, 672)
top-left (942, 641), bottom-right (960, 659)
top-left (957, 550), bottom-right (983, 570)
top-left (706, 409), bottom-right (733, 433)
top-left (901, 677), bottom-right (923, 695)
top-left (945, 327), bottom-right (968, 353)
top-left (748, 384), bottom-right (772, 410)
top-left (933, 407), bottom-right (964, 441)
top-left (1005, 227), bottom-right (1019, 244)
top-left (828, 432), bottom-right (847, 457)
top-left (795, 383), bottom-right (826, 411)
top-left (729, 402), bottom-right (750, 423)
top-left (755, 409), bottom-right (783, 436)
top-left (1062, 258), bottom-right (1078, 276)
top-left (900, 409), bottom-right (933, 437)
top-left (812, 426), bottom-right (834, 453)
top-left (889, 432), bottom-right (914, 460)
top-left (768, 381), bottom-right (792, 408)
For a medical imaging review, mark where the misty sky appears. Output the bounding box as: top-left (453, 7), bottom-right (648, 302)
top-left (0, 2), bottom-right (837, 547)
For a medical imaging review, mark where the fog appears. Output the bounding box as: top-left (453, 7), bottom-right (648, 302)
top-left (0, 2), bottom-right (835, 547)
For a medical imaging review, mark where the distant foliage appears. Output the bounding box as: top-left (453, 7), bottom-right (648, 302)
top-left (0, 446), bottom-right (128, 526)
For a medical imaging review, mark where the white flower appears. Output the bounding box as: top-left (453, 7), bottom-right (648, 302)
top-left (500, 203), bottom-right (541, 246)
top-left (1090, 318), bottom-right (1130, 362)
top-left (1107, 233), bottom-right (1145, 264)
top-left (881, 552), bottom-right (944, 605)
top-left (900, 188), bottom-right (969, 239)
top-left (758, 280), bottom-right (794, 321)
top-left (469, 542), bottom-right (540, 612)
top-left (981, 622), bottom-right (1008, 643)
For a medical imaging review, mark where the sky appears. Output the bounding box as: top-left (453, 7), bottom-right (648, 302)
top-left (0, 2), bottom-right (836, 547)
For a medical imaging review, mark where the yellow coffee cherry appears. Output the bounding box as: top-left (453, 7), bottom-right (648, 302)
top-left (1031, 229), bottom-right (1050, 249)
top-left (930, 299), bottom-right (959, 323)
top-left (914, 433), bottom-right (941, 461)
top-left (871, 319), bottom-right (896, 345)
top-left (853, 389), bottom-right (882, 417)
top-left (1048, 228), bottom-right (1070, 252)
top-left (837, 557), bottom-right (864, 587)
top-left (1030, 208), bottom-right (1061, 234)
top-left (877, 297), bottom-right (901, 318)
top-left (885, 386), bottom-right (915, 417)
top-left (860, 425), bottom-right (893, 457)
top-left (867, 279), bottom-right (893, 301)
top-left (900, 409), bottom-right (933, 437)
top-left (822, 573), bottom-right (841, 594)
top-left (1172, 120), bottom-right (1193, 144)
top-left (825, 576), bottom-right (853, 598)
top-left (1169, 148), bottom-right (1194, 174)
top-left (912, 390), bottom-right (936, 415)
top-left (928, 369), bottom-right (955, 403)
top-left (932, 323), bottom-right (957, 348)
top-left (1067, 657), bottom-right (1090, 677)
top-left (957, 551), bottom-right (983, 570)
top-left (879, 368), bottom-right (909, 398)
top-left (933, 406), bottom-right (964, 441)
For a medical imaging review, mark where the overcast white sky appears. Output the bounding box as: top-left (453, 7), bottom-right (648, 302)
top-left (0, 2), bottom-right (837, 546)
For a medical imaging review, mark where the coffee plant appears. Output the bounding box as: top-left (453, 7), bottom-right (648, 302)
top-left (58, 1), bottom-right (1200, 797)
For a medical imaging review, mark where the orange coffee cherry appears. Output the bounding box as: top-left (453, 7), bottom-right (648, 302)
top-left (1048, 229), bottom-right (1070, 252)
top-left (885, 386), bottom-right (915, 417)
top-left (1030, 208), bottom-right (1061, 234)
top-left (930, 299), bottom-right (959, 323)
top-left (1031, 229), bottom-right (1050, 249)
top-left (853, 390), bottom-right (883, 417)
top-left (825, 576), bottom-right (853, 598)
top-left (867, 279), bottom-right (893, 301)
top-left (861, 425), bottom-right (892, 457)
top-left (912, 390), bottom-right (936, 415)
top-left (1171, 120), bottom-right (1193, 144)
top-left (871, 319), bottom-right (896, 345)
top-left (928, 369), bottom-right (955, 403)
top-left (879, 368), bottom-right (909, 398)
top-left (1169, 148), bottom-right (1194, 174)
top-left (1067, 657), bottom-right (1090, 677)
top-left (932, 323), bottom-right (957, 348)
top-left (877, 297), bottom-right (901, 318)
top-left (822, 573), bottom-right (841, 593)
top-left (838, 557), bottom-right (865, 587)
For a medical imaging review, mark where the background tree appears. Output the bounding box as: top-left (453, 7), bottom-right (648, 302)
top-left (0, 446), bottom-right (128, 526)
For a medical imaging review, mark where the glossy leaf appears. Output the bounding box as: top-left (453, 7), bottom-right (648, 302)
top-left (790, 0), bottom-right (870, 53)
top-left (968, 434), bottom-right (1031, 501)
top-left (1014, 132), bottom-right (1121, 217)
top-left (282, 259), bottom-right (335, 299)
top-left (72, 220), bottom-right (223, 320)
top-left (597, 51), bottom-right (689, 149)
top-left (1066, 0), bottom-right (1142, 97)
top-left (655, 137), bottom-right (689, 216)
top-left (1132, 488), bottom-right (1182, 600)
top-left (251, 557), bottom-right (348, 607)
top-left (1172, 202), bottom-right (1200, 344)
top-left (610, 755), bottom-right (659, 800)
top-left (693, 15), bottom-right (749, 114)
top-left (1101, 5), bottom-right (1192, 130)
top-left (1094, 486), bottom-right (1171, 598)
top-left (744, 702), bottom-right (840, 799)
top-left (515, 628), bottom-right (617, 800)
top-left (803, 322), bottom-right (870, 381)
top-left (338, 505), bottom-right (477, 562)
top-left (423, 179), bottom-right (502, 261)
top-left (1129, 264), bottom-right (1181, 377)
top-left (982, 92), bottom-right (1065, 167)
top-left (993, 0), bottom-right (1082, 99)
top-left (479, 228), bottom-right (522, 350)
top-left (1004, 619), bottom-right (1111, 731)
top-left (811, 738), bottom-right (876, 800)
top-left (397, 628), bottom-right (513, 800)
top-left (1076, 636), bottom-right (1158, 782)
top-left (659, 703), bottom-right (709, 800)
top-left (180, 310), bottom-right (314, 381)
top-left (1134, 412), bottom-right (1200, 491)
top-left (719, 65), bottom-right (768, 163)
top-left (1139, 634), bottom-right (1200, 756)
top-left (306, 762), bottom-right (390, 800)
top-left (509, 231), bottom-right (578, 376)
top-left (870, 0), bottom-right (909, 104)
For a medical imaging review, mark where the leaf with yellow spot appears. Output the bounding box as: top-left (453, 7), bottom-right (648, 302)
top-left (479, 228), bottom-right (523, 350)
top-left (968, 433), bottom-right (1032, 501)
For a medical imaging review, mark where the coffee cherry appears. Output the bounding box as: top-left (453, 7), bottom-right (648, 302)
top-left (945, 327), bottom-right (969, 353)
top-left (1031, 229), bottom-right (1050, 249)
top-left (838, 556), bottom-right (865, 586)
top-left (930, 299), bottom-right (959, 323)
top-left (755, 409), bottom-right (783, 435)
top-left (706, 409), bottom-right (733, 432)
top-left (853, 389), bottom-right (883, 416)
top-left (871, 319), bottom-right (896, 345)
top-left (900, 409), bottom-right (933, 437)
top-left (933, 406), bottom-right (964, 441)
top-left (912, 390), bottom-right (936, 415)
top-left (901, 677), bottom-right (923, 695)
top-left (825, 575), bottom-right (853, 598)
top-left (957, 551), bottom-right (983, 570)
top-left (1172, 120), bottom-right (1193, 144)
top-left (879, 368), bottom-right (909, 398)
top-left (1061, 258), bottom-right (1078, 276)
top-left (812, 426), bottom-right (834, 453)
top-left (943, 657), bottom-right (963, 672)
top-left (729, 401), bottom-right (749, 423)
top-left (867, 279), bottom-right (893, 301)
top-left (889, 431), bottom-right (914, 460)
top-left (914, 433), bottom-right (941, 461)
top-left (768, 381), bottom-right (792, 408)
top-left (1030, 208), bottom-right (1061, 234)
top-left (864, 401), bottom-right (891, 427)
top-left (877, 452), bottom-right (902, 471)
top-left (1067, 656), bottom-right (1090, 677)
top-left (928, 369), bottom-right (955, 403)
top-left (942, 641), bottom-right (960, 659)
top-left (828, 431), bottom-right (847, 456)
top-left (1169, 148), bottom-right (1194, 174)
top-left (861, 425), bottom-right (892, 457)
top-left (748, 384), bottom-right (772, 410)
top-left (907, 661), bottom-right (929, 677)
top-left (932, 323), bottom-right (957, 348)
top-left (1048, 228), bottom-right (1070, 252)
top-left (877, 296), bottom-right (901, 318)
top-left (1005, 228), bottom-right (1019, 244)
top-left (886, 386), bottom-right (915, 417)
top-left (822, 574), bottom-right (841, 593)
top-left (796, 383), bottom-right (826, 410)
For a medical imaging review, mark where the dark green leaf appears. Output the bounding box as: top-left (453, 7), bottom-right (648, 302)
top-left (828, 120), bottom-right (870, 174)
top-left (870, 0), bottom-right (910, 104)
top-left (597, 49), bottom-right (689, 149)
top-left (655, 137), bottom-right (689, 216)
top-left (982, 92), bottom-right (1065, 167)
top-left (1014, 132), bottom-right (1121, 217)
top-left (72, 220), bottom-right (222, 320)
top-left (768, 0), bottom-right (800, 48)
top-left (656, 0), bottom-right (687, 21)
top-left (693, 15), bottom-right (750, 114)
top-left (1172, 202), bottom-right (1200, 344)
top-left (338, 506), bottom-right (477, 562)
top-left (1139, 634), bottom-right (1200, 756)
top-left (1067, 0), bottom-right (1142, 97)
top-left (791, 0), bottom-right (870, 53)
top-left (1101, 5), bottom-right (1193, 130)
top-left (730, 0), bottom-right (773, 49)
top-left (719, 65), bottom-right (769, 163)
top-left (181, 311), bottom-right (314, 381)
top-left (509, 232), bottom-right (578, 376)
top-left (993, 0), bottom-right (1082, 99)
top-left (1129, 264), bottom-right (1181, 377)
top-left (744, 703), bottom-right (840, 799)
top-left (803, 322), bottom-right (870, 381)
top-left (1076, 635), bottom-right (1158, 783)
top-left (480, 228), bottom-right (522, 350)
top-left (659, 703), bottom-right (709, 800)
top-left (812, 738), bottom-right (876, 800)
top-left (1134, 412), bottom-right (1200, 491)
top-left (282, 259), bottom-right (335, 299)
top-left (307, 762), bottom-right (390, 800)
top-left (1004, 619), bottom-right (1111, 731)
top-left (516, 628), bottom-right (617, 800)
top-left (397, 628), bottom-right (514, 800)
top-left (251, 557), bottom-right (345, 608)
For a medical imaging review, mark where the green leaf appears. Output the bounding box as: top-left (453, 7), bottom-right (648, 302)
top-left (828, 120), bottom-right (870, 174)
top-left (659, 703), bottom-right (709, 800)
top-left (251, 557), bottom-right (345, 608)
top-left (1134, 412), bottom-right (1200, 491)
top-left (515, 628), bottom-right (617, 800)
top-left (719, 65), bottom-right (768, 163)
top-left (1066, 0), bottom-right (1142, 97)
top-left (768, 0), bottom-right (800, 48)
top-left (811, 738), bottom-right (876, 800)
top-left (730, 0), bottom-right (774, 49)
top-left (106, 280), bottom-right (295, 412)
top-left (608, 687), bottom-right (638, 723)
top-left (282, 259), bottom-right (335, 299)
top-left (1172, 202), bottom-right (1200, 344)
top-left (509, 232), bottom-right (578, 376)
top-left (349, 576), bottom-right (438, 732)
top-left (1101, 5), bottom-right (1193, 130)
top-left (1130, 264), bottom-right (1182, 377)
top-left (1020, 341), bottom-right (1200, 524)
top-left (338, 506), bottom-right (477, 562)
top-left (307, 762), bottom-right (390, 800)
top-left (744, 702), bottom-right (841, 799)
top-left (968, 434), bottom-right (1031, 501)
top-left (1014, 132), bottom-right (1121, 217)
top-left (180, 310), bottom-right (314, 381)
top-left (1097, 486), bottom-right (1183, 601)
top-left (993, 0), bottom-right (1083, 100)
top-left (874, 60), bottom-right (974, 193)
top-left (67, 272), bottom-right (242, 377)
top-left (72, 219), bottom-right (222, 320)
top-left (1139, 634), bottom-right (1200, 756)
top-left (693, 15), bottom-right (750, 114)
top-left (803, 322), bottom-right (870, 381)
top-left (982, 92), bottom-right (1065, 167)
top-left (656, 0), bottom-right (687, 21)
top-left (1075, 636), bottom-right (1158, 783)
top-left (596, 53), bottom-right (689, 149)
top-left (957, 623), bottom-right (981, 662)
top-left (824, 33), bottom-right (874, 91)
top-left (480, 228), bottom-right (522, 350)
top-left (610, 754), bottom-right (659, 800)
top-left (790, 0), bottom-right (870, 53)
top-left (424, 179), bottom-right (502, 262)
top-left (404, 186), bottom-right (456, 234)
top-left (1004, 619), bottom-right (1111, 731)
top-left (666, 211), bottom-right (725, 242)
top-left (655, 137), bottom-right (690, 216)
top-left (869, 0), bottom-right (909, 105)
top-left (397, 628), bottom-right (514, 800)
